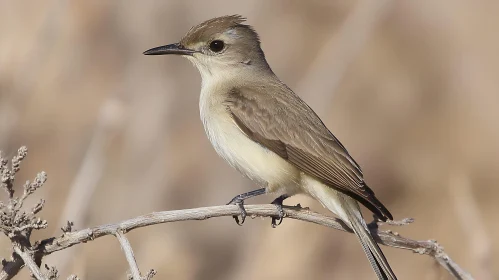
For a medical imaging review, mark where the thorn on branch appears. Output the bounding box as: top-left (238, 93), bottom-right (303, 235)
top-left (61, 221), bottom-right (74, 234)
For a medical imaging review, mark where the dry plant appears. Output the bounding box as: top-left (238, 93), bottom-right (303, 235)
top-left (0, 147), bottom-right (473, 280)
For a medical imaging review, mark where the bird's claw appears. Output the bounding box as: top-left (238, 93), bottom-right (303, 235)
top-left (227, 197), bottom-right (247, 226)
top-left (368, 214), bottom-right (381, 230)
top-left (226, 189), bottom-right (267, 226)
top-left (270, 195), bottom-right (288, 228)
top-left (271, 203), bottom-right (285, 228)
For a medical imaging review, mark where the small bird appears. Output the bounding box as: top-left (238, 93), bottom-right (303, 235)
top-left (144, 15), bottom-right (397, 279)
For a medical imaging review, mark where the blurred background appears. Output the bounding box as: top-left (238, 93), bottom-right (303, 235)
top-left (1, 0), bottom-right (498, 279)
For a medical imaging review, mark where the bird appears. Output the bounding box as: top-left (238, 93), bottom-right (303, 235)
top-left (144, 15), bottom-right (397, 280)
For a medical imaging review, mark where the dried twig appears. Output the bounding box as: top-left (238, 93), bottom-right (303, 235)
top-left (116, 230), bottom-right (142, 280)
top-left (12, 204), bottom-right (468, 280)
top-left (1, 204), bottom-right (473, 280)
top-left (12, 244), bottom-right (45, 280)
top-left (0, 147), bottom-right (50, 280)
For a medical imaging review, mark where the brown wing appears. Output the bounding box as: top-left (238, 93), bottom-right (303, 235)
top-left (226, 86), bottom-right (392, 221)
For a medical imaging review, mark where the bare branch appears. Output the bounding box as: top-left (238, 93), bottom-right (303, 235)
top-left (0, 147), bottom-right (53, 280)
top-left (116, 230), bottom-right (142, 280)
top-left (12, 244), bottom-right (45, 280)
top-left (13, 204), bottom-right (470, 280)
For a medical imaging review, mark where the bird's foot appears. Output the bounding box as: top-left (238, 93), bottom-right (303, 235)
top-left (270, 194), bottom-right (289, 228)
top-left (368, 215), bottom-right (382, 230)
top-left (227, 196), bottom-right (247, 226)
top-left (227, 188), bottom-right (266, 226)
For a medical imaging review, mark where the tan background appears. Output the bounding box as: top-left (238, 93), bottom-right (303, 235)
top-left (1, 1), bottom-right (498, 279)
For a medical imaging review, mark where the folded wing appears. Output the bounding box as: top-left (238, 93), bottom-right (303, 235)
top-left (225, 86), bottom-right (392, 220)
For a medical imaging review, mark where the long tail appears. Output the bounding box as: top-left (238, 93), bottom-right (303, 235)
top-left (341, 198), bottom-right (397, 280)
top-left (304, 176), bottom-right (397, 279)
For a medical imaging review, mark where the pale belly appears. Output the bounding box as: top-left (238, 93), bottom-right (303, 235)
top-left (201, 110), bottom-right (302, 195)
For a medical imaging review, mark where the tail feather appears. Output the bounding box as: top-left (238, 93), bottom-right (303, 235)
top-left (344, 201), bottom-right (397, 280)
top-left (303, 177), bottom-right (396, 279)
top-left (357, 231), bottom-right (386, 279)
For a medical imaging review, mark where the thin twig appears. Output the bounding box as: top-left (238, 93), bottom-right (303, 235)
top-left (115, 230), bottom-right (142, 280)
top-left (1, 204), bottom-right (473, 280)
top-left (12, 244), bottom-right (45, 280)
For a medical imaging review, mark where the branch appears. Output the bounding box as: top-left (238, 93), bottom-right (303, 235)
top-left (19, 204), bottom-right (468, 280)
top-left (12, 244), bottom-right (45, 280)
top-left (0, 204), bottom-right (473, 280)
top-left (115, 230), bottom-right (141, 280)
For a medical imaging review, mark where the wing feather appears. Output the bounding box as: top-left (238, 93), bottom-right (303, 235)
top-left (226, 86), bottom-right (392, 220)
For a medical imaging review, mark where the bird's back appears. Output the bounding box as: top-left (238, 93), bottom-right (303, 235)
top-left (225, 79), bottom-right (392, 220)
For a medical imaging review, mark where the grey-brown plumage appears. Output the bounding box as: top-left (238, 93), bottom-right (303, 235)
top-left (226, 85), bottom-right (392, 221)
top-left (144, 15), bottom-right (397, 280)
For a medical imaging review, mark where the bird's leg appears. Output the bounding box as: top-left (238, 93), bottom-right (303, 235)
top-left (367, 214), bottom-right (382, 231)
top-left (270, 194), bottom-right (289, 228)
top-left (227, 188), bottom-right (266, 225)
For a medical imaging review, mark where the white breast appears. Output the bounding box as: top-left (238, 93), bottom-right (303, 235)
top-left (199, 84), bottom-right (301, 194)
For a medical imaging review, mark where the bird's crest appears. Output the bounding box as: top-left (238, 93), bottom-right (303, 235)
top-left (180, 15), bottom-right (259, 46)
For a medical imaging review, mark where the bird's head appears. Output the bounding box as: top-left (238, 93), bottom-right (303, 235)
top-left (144, 15), bottom-right (270, 79)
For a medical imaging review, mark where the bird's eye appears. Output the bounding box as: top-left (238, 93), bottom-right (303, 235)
top-left (209, 40), bottom-right (225, 53)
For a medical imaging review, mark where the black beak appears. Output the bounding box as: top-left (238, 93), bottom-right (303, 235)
top-left (143, 43), bottom-right (195, 56)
